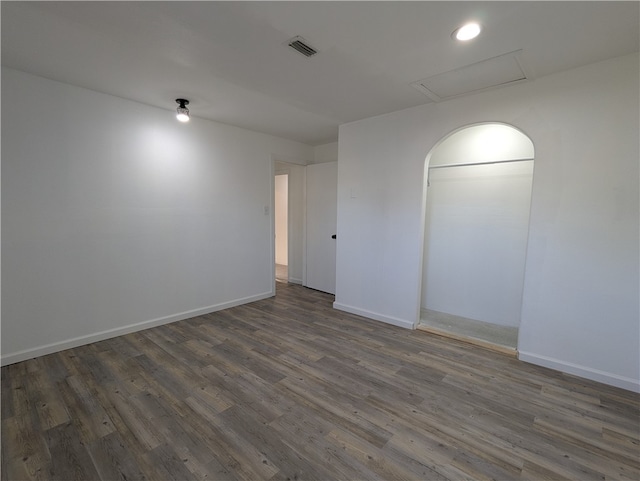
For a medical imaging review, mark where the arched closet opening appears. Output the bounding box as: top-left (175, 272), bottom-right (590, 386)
top-left (420, 123), bottom-right (534, 354)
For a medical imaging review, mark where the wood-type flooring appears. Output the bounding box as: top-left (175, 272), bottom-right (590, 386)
top-left (2, 283), bottom-right (639, 480)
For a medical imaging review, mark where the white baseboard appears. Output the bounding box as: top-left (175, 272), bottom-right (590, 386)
top-left (518, 350), bottom-right (640, 393)
top-left (288, 277), bottom-right (303, 285)
top-left (1, 291), bottom-right (274, 366)
top-left (333, 302), bottom-right (415, 330)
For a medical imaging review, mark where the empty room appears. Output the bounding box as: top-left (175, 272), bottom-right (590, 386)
top-left (2, 2), bottom-right (639, 480)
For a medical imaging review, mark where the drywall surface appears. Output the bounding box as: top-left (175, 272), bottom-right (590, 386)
top-left (1, 68), bottom-right (313, 364)
top-left (429, 123), bottom-right (534, 166)
top-left (313, 142), bottom-right (339, 164)
top-left (423, 160), bottom-right (534, 327)
top-left (335, 54), bottom-right (639, 391)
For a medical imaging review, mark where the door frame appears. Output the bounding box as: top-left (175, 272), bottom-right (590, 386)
top-left (271, 156), bottom-right (307, 294)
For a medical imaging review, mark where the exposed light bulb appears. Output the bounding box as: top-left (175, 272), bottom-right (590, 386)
top-left (176, 110), bottom-right (190, 122)
top-left (175, 98), bottom-right (190, 122)
top-left (453, 22), bottom-right (482, 41)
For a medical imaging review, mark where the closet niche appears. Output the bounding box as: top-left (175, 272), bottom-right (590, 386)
top-left (420, 123), bottom-right (534, 353)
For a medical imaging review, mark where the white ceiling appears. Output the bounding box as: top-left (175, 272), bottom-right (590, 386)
top-left (2, 1), bottom-right (638, 145)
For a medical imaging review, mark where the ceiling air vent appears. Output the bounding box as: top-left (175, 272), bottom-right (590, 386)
top-left (287, 36), bottom-right (317, 57)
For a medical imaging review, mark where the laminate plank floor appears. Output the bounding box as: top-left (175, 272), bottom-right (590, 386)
top-left (419, 309), bottom-right (518, 353)
top-left (275, 264), bottom-right (288, 283)
top-left (2, 283), bottom-right (639, 480)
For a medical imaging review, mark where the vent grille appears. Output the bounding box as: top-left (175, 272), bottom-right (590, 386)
top-left (287, 36), bottom-right (317, 57)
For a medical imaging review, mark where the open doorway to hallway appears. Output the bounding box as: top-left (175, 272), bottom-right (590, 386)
top-left (273, 160), bottom-right (305, 287)
top-left (275, 173), bottom-right (288, 283)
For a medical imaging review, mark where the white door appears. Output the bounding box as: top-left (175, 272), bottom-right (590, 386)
top-left (305, 162), bottom-right (337, 294)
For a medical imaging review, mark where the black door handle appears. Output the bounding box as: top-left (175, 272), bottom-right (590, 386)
top-left (331, 234), bottom-right (337, 239)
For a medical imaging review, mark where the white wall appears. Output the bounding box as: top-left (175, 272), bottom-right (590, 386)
top-left (429, 123), bottom-right (534, 166)
top-left (274, 174), bottom-right (288, 265)
top-left (423, 161), bottom-right (534, 327)
top-left (1, 67), bottom-right (313, 364)
top-left (313, 142), bottom-right (339, 164)
top-left (335, 54), bottom-right (639, 391)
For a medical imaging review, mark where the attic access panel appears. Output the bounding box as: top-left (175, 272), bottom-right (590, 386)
top-left (412, 50), bottom-right (528, 102)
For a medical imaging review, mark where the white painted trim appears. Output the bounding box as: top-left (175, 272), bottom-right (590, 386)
top-left (518, 350), bottom-right (640, 393)
top-left (270, 155), bottom-right (277, 297)
top-left (286, 172), bottom-right (292, 283)
top-left (301, 165), bottom-right (308, 287)
top-left (1, 291), bottom-right (274, 366)
top-left (288, 277), bottom-right (303, 285)
top-left (333, 302), bottom-right (415, 330)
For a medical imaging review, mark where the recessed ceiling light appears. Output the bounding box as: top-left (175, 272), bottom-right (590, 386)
top-left (453, 22), bottom-right (482, 41)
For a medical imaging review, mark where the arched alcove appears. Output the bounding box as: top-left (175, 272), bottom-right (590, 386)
top-left (420, 123), bottom-right (534, 352)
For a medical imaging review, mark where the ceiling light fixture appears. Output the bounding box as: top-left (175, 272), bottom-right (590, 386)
top-left (175, 98), bottom-right (190, 122)
top-left (453, 22), bottom-right (482, 41)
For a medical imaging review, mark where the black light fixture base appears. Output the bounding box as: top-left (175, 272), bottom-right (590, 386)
top-left (176, 98), bottom-right (190, 108)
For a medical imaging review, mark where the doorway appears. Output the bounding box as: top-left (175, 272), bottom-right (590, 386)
top-left (420, 123), bottom-right (534, 353)
top-left (273, 160), bottom-right (306, 288)
top-left (275, 174), bottom-right (288, 283)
